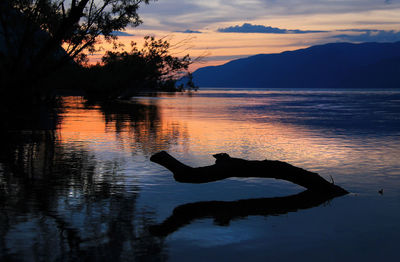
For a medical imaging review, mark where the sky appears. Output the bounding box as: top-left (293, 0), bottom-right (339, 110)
top-left (92, 0), bottom-right (400, 70)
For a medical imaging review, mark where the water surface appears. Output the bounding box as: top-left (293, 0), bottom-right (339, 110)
top-left (1, 89), bottom-right (400, 261)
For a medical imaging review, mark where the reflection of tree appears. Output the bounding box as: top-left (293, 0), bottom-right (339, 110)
top-left (0, 102), bottom-right (167, 261)
top-left (97, 100), bottom-right (189, 156)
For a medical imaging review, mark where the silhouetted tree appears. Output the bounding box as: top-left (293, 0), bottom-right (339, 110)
top-left (0, 0), bottom-right (153, 97)
top-left (84, 36), bottom-right (195, 99)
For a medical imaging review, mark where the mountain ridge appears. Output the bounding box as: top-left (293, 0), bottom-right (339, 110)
top-left (192, 42), bottom-right (400, 88)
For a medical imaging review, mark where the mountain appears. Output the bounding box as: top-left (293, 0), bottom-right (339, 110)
top-left (192, 42), bottom-right (400, 88)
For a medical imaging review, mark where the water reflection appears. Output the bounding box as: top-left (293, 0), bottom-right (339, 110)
top-left (150, 190), bottom-right (343, 237)
top-left (0, 98), bottom-right (168, 261)
top-left (97, 99), bottom-right (190, 156)
top-left (1, 90), bottom-right (400, 261)
top-left (140, 90), bottom-right (400, 191)
top-left (233, 91), bottom-right (400, 135)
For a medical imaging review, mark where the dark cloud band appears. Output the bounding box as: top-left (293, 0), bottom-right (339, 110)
top-left (217, 23), bottom-right (327, 34)
top-left (176, 29), bottom-right (202, 34)
top-left (110, 31), bottom-right (134, 36)
top-left (332, 29), bottom-right (400, 42)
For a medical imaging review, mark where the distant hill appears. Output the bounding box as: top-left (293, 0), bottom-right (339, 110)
top-left (192, 42), bottom-right (400, 88)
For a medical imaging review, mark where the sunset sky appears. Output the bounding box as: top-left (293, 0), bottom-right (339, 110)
top-left (92, 0), bottom-right (400, 69)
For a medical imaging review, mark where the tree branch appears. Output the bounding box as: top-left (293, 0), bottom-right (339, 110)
top-left (150, 151), bottom-right (348, 195)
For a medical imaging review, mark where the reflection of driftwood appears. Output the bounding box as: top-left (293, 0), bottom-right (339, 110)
top-left (150, 151), bottom-right (348, 194)
top-left (149, 190), bottom-right (344, 237)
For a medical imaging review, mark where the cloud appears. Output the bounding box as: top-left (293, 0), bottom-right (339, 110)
top-left (176, 29), bottom-right (202, 34)
top-left (110, 31), bottom-right (134, 36)
top-left (217, 23), bottom-right (327, 34)
top-left (332, 29), bottom-right (400, 42)
top-left (138, 1), bottom-right (400, 31)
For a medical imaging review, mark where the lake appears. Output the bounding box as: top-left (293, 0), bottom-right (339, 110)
top-left (1, 89), bottom-right (400, 261)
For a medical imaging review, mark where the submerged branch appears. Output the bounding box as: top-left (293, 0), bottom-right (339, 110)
top-left (150, 151), bottom-right (348, 194)
top-left (149, 151), bottom-right (348, 236)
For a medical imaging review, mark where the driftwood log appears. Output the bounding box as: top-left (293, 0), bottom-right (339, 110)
top-left (150, 151), bottom-right (348, 195)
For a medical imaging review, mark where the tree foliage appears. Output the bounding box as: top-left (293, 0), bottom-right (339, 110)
top-left (102, 36), bottom-right (192, 86)
top-left (84, 36), bottom-right (196, 100)
top-left (0, 0), bottom-right (152, 80)
top-left (0, 0), bottom-right (198, 103)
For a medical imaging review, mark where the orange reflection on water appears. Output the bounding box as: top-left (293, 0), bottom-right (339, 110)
top-left (59, 97), bottom-right (117, 147)
top-left (58, 97), bottom-right (190, 155)
top-left (58, 93), bottom-right (400, 187)
top-left (140, 92), bottom-right (400, 183)
top-left (157, 99), bottom-right (353, 169)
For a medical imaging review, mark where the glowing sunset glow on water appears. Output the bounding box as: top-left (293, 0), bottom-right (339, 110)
top-left (59, 93), bottom-right (400, 188)
top-left (3, 90), bottom-right (400, 261)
